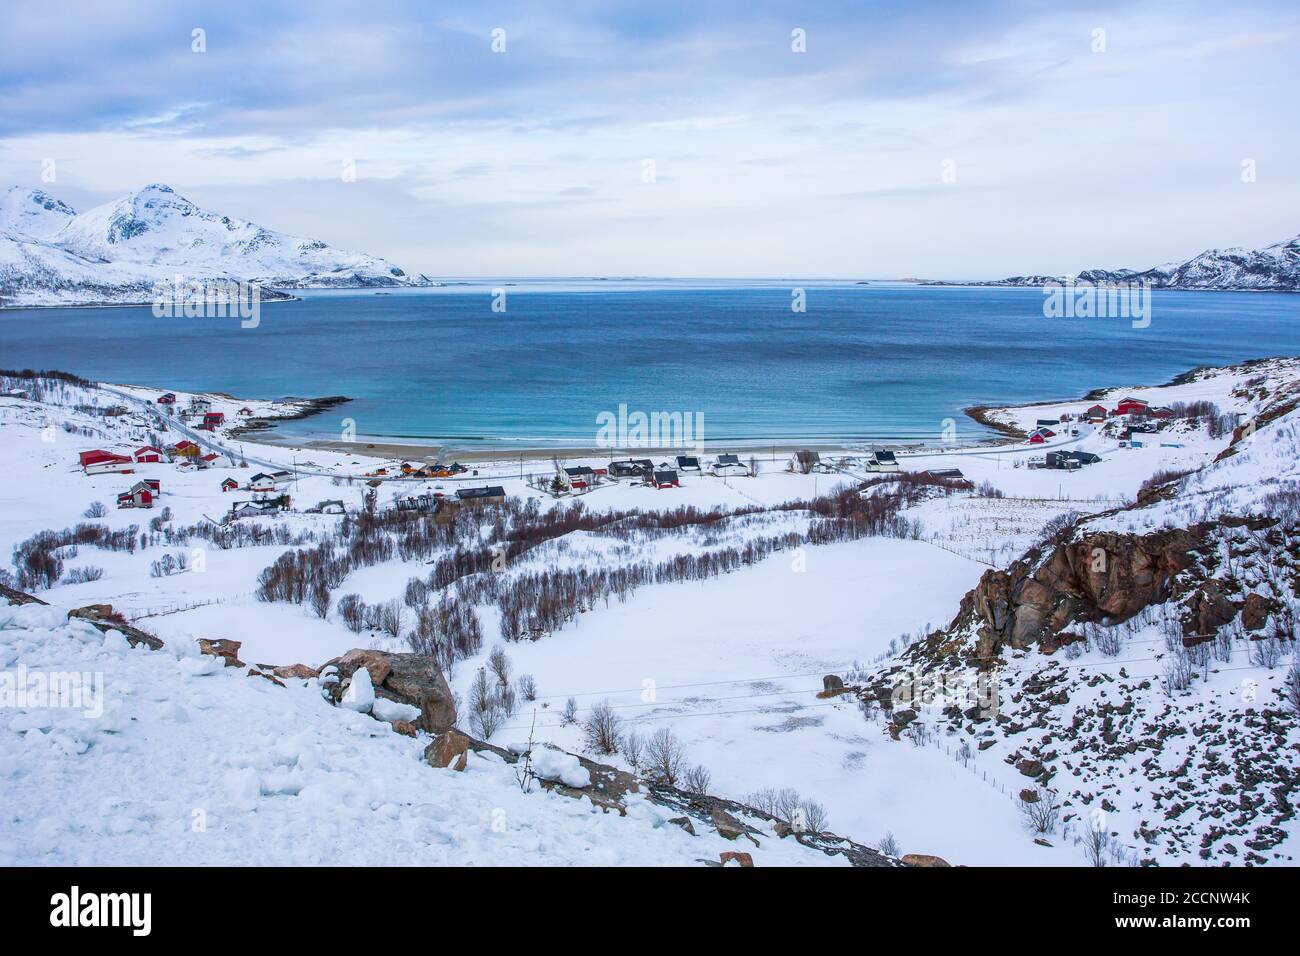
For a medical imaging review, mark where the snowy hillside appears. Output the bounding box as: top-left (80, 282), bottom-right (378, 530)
top-left (0, 184), bottom-right (436, 307)
top-left (935, 233), bottom-right (1300, 292)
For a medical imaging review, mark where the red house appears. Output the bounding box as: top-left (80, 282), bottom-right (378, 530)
top-left (79, 450), bottom-right (135, 475)
top-left (1084, 404), bottom-right (1108, 422)
top-left (1028, 431), bottom-right (1049, 445)
top-left (116, 482), bottom-right (154, 509)
top-left (201, 411), bottom-right (225, 430)
top-left (156, 393), bottom-right (176, 405)
top-left (142, 478), bottom-right (161, 494)
top-left (649, 469), bottom-right (680, 489)
top-left (1114, 397), bottom-right (1148, 416)
top-left (221, 478), bottom-right (239, 492)
top-left (133, 445), bottom-right (163, 463)
top-left (238, 407), bottom-right (253, 417)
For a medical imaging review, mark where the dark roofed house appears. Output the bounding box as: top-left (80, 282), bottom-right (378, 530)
top-left (675, 455), bottom-right (701, 472)
top-left (609, 459), bottom-right (654, 479)
top-left (650, 469), bottom-right (680, 489)
top-left (867, 450), bottom-right (900, 472)
top-left (923, 468), bottom-right (966, 481)
top-left (456, 485), bottom-right (506, 505)
top-left (561, 466), bottom-right (596, 490)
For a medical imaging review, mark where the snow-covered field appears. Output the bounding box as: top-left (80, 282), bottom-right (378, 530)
top-left (2, 356), bottom-right (1297, 866)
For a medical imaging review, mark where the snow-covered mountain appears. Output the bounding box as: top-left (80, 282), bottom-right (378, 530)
top-left (929, 233), bottom-right (1300, 292)
top-left (0, 184), bottom-right (436, 307)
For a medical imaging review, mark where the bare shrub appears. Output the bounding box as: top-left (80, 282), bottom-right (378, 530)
top-left (622, 731), bottom-right (644, 770)
top-left (1162, 647), bottom-right (1193, 695)
top-left (583, 700), bottom-right (623, 754)
top-left (1094, 625), bottom-right (1123, 657)
top-left (471, 702), bottom-right (505, 739)
top-left (1283, 660), bottom-right (1300, 716)
top-left (682, 764), bottom-right (712, 796)
top-left (1082, 823), bottom-right (1112, 867)
top-left (64, 566), bottom-right (104, 584)
top-left (560, 696), bottom-right (579, 726)
top-left (337, 593), bottom-right (365, 632)
top-left (488, 646), bottom-right (512, 687)
top-left (878, 832), bottom-right (900, 857)
top-left (643, 727), bottom-right (687, 785)
top-left (83, 501), bottom-right (107, 519)
top-left (378, 599), bottom-right (405, 639)
top-left (517, 673), bottom-right (537, 701)
top-left (1018, 788), bottom-right (1060, 834)
top-left (1250, 637), bottom-right (1283, 670)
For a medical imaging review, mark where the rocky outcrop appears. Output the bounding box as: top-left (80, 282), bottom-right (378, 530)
top-left (953, 526), bottom-right (1212, 661)
top-left (900, 853), bottom-right (951, 867)
top-left (425, 730), bottom-right (470, 772)
top-left (198, 638), bottom-right (245, 668)
top-left (322, 649), bottom-right (456, 733)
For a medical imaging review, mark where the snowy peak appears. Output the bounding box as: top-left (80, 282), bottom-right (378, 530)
top-left (1, 183), bottom-right (436, 306)
top-left (955, 232), bottom-right (1300, 292)
top-left (0, 187), bottom-right (77, 240)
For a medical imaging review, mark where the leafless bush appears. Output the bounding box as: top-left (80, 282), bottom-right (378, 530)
top-left (878, 831), bottom-right (900, 857)
top-left (560, 696), bottom-right (579, 726)
top-left (644, 727), bottom-right (687, 785)
top-left (378, 599), bottom-right (405, 639)
top-left (1283, 661), bottom-right (1300, 716)
top-left (471, 703), bottom-right (505, 739)
top-left (64, 565), bottom-right (104, 584)
top-left (1250, 636), bottom-right (1283, 670)
top-left (517, 673), bottom-right (537, 701)
top-left (583, 700), bottom-right (623, 754)
top-left (1082, 823), bottom-right (1112, 867)
top-left (488, 646), bottom-right (512, 687)
top-left (308, 580), bottom-right (331, 619)
top-left (83, 501), bottom-right (107, 519)
top-left (622, 731), bottom-right (644, 770)
top-left (1163, 647), bottom-right (1193, 694)
top-left (1094, 625), bottom-right (1123, 657)
top-left (682, 764), bottom-right (712, 796)
top-left (337, 593), bottom-right (365, 632)
top-left (747, 786), bottom-right (829, 833)
top-left (1018, 788), bottom-right (1060, 834)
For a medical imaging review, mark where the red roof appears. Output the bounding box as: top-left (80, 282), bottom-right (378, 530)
top-left (202, 453), bottom-right (220, 462)
top-left (79, 450), bottom-right (132, 466)
top-left (174, 440), bottom-right (198, 451)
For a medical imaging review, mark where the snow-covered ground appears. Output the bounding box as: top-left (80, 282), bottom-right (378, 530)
top-left (2, 356), bottom-right (1296, 865)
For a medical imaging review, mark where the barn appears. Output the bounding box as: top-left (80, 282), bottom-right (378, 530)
top-left (79, 450), bottom-right (135, 475)
top-left (116, 481), bottom-right (155, 509)
top-left (133, 445), bottom-right (163, 463)
top-left (1084, 404), bottom-right (1108, 422)
top-left (1114, 396), bottom-right (1149, 416)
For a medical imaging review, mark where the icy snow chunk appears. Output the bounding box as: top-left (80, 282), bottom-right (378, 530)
top-left (340, 667), bottom-right (374, 713)
top-left (179, 655), bottom-right (224, 677)
top-left (100, 630), bottom-right (130, 653)
top-left (530, 748), bottom-right (591, 788)
top-left (222, 767), bottom-right (262, 811)
top-left (7, 605), bottom-right (66, 630)
top-left (370, 696), bottom-right (419, 724)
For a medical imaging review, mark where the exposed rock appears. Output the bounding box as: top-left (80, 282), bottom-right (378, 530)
top-left (424, 730), bottom-right (469, 772)
top-left (1017, 758), bottom-right (1045, 778)
top-left (1019, 788), bottom-right (1040, 803)
top-left (271, 663), bottom-right (319, 680)
top-left (323, 649), bottom-right (456, 733)
top-left (1242, 592), bottom-right (1275, 631)
top-left (900, 853), bottom-right (951, 867)
top-left (720, 851), bottom-right (754, 867)
top-left (66, 603), bottom-right (164, 650)
top-left (392, 720), bottom-right (418, 738)
top-left (711, 808), bottom-right (747, 841)
top-left (246, 668), bottom-right (285, 687)
top-left (668, 816), bottom-right (696, 836)
top-left (197, 638), bottom-right (245, 668)
top-left (823, 674), bottom-right (845, 692)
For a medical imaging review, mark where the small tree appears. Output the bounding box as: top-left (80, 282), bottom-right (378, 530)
top-left (488, 646), bottom-right (512, 687)
top-left (84, 501), bottom-right (108, 518)
top-left (644, 727), bottom-right (687, 785)
top-left (622, 731), bottom-right (644, 770)
top-left (560, 696), bottom-right (579, 726)
top-left (337, 593), bottom-right (365, 633)
top-left (878, 832), bottom-right (900, 857)
top-left (1018, 787), bottom-right (1060, 835)
top-left (1283, 660), bottom-right (1300, 716)
top-left (583, 699), bottom-right (623, 754)
top-left (517, 673), bottom-right (537, 701)
top-left (682, 764), bottom-right (712, 797)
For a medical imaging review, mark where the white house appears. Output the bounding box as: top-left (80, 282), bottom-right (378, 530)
top-left (711, 453), bottom-right (749, 477)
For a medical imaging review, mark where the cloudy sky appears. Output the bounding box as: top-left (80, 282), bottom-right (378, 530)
top-left (2, 0), bottom-right (1297, 278)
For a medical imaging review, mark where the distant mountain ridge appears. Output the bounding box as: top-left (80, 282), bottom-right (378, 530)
top-left (924, 233), bottom-right (1300, 292)
top-left (0, 184), bottom-right (437, 307)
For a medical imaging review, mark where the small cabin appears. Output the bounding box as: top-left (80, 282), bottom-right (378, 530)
top-left (455, 485), bottom-right (506, 506)
top-left (649, 469), bottom-right (680, 489)
top-left (221, 478), bottom-right (239, 492)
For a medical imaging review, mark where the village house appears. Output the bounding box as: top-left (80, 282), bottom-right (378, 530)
top-left (201, 411), bottom-right (225, 430)
top-left (315, 500), bottom-right (346, 514)
top-left (560, 465), bottom-right (597, 490)
top-left (116, 481), bottom-right (155, 509)
top-left (395, 492), bottom-right (441, 512)
top-left (608, 459), bottom-right (654, 479)
top-left (79, 450), bottom-right (135, 475)
top-left (674, 455), bottom-right (702, 472)
top-left (133, 445), bottom-right (163, 463)
top-left (1113, 396), bottom-right (1149, 416)
top-left (922, 468), bottom-right (967, 483)
top-left (221, 478), bottom-right (239, 493)
top-left (1084, 403), bottom-right (1108, 423)
top-left (711, 453), bottom-right (749, 477)
top-left (649, 469), bottom-right (680, 489)
top-left (156, 393), bottom-right (176, 405)
top-left (228, 500), bottom-right (285, 520)
top-left (865, 450), bottom-right (900, 472)
top-left (238, 407), bottom-right (253, 417)
top-left (455, 486), bottom-right (507, 506)
top-left (190, 397), bottom-right (212, 415)
top-left (171, 440), bottom-right (201, 459)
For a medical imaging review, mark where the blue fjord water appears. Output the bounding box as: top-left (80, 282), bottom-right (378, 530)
top-left (3, 280), bottom-right (1299, 448)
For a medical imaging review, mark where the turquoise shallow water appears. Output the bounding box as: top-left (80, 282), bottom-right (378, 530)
top-left (3, 280), bottom-right (1299, 447)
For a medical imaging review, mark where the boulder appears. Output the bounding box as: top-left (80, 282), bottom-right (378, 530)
top-left (900, 853), bottom-right (951, 867)
top-left (1019, 788), bottom-right (1040, 803)
top-left (392, 720), bottom-right (419, 738)
top-left (1016, 758), bottom-right (1045, 778)
top-left (719, 851), bottom-right (754, 867)
top-left (324, 649), bottom-right (456, 733)
top-left (1241, 592), bottom-right (1274, 632)
top-left (198, 638), bottom-right (245, 668)
top-left (246, 668), bottom-right (286, 688)
top-left (424, 730), bottom-right (469, 771)
top-left (67, 603), bottom-right (164, 650)
top-left (711, 808), bottom-right (746, 841)
top-left (668, 816), bottom-right (696, 836)
top-left (271, 663), bottom-right (319, 680)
